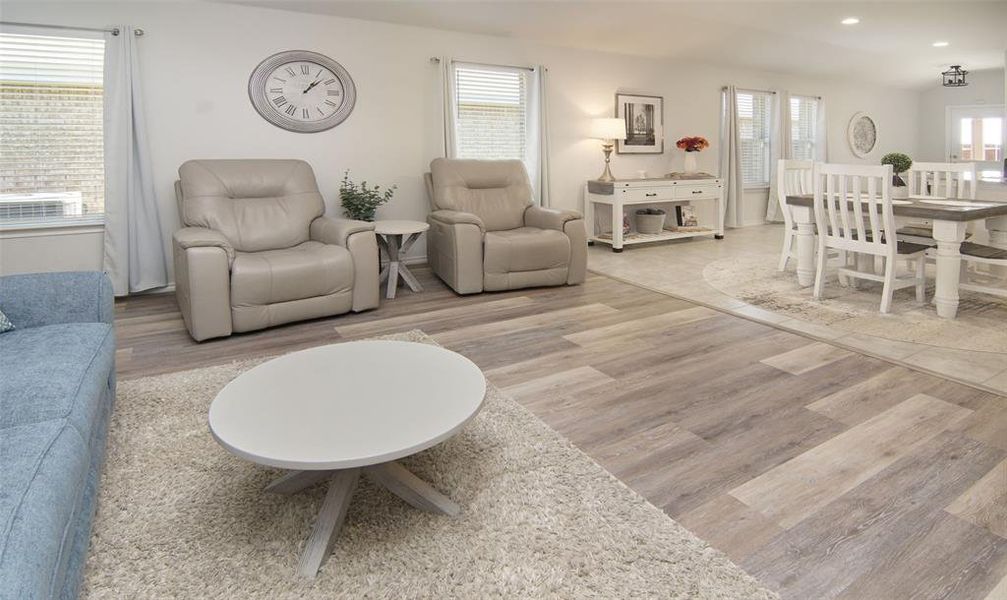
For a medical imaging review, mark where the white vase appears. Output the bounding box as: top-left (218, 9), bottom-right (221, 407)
top-left (683, 152), bottom-right (698, 174)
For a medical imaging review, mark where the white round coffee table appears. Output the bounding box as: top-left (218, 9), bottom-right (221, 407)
top-left (209, 340), bottom-right (486, 578)
top-left (374, 219), bottom-right (429, 299)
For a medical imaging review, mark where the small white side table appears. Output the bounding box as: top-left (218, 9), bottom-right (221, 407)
top-left (374, 220), bottom-right (429, 299)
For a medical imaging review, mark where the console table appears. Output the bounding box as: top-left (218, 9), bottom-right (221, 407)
top-left (584, 177), bottom-right (725, 252)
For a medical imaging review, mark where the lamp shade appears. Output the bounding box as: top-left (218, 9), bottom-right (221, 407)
top-left (590, 117), bottom-right (626, 141)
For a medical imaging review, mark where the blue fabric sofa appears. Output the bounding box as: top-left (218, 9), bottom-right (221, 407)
top-left (0, 272), bottom-right (116, 600)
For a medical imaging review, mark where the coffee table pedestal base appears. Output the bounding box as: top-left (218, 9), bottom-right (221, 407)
top-left (267, 461), bottom-right (460, 578)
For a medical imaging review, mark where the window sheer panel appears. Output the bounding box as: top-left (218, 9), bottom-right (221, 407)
top-left (454, 64), bottom-right (528, 162)
top-left (790, 96), bottom-right (818, 161)
top-left (736, 90), bottom-right (772, 187)
top-left (0, 32), bottom-right (105, 227)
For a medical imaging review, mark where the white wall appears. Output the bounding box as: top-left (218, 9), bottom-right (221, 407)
top-left (917, 68), bottom-right (1005, 162)
top-left (0, 1), bottom-right (922, 280)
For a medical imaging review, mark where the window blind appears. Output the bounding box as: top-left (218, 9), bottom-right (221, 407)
top-left (0, 32), bottom-right (105, 227)
top-left (736, 90), bottom-right (772, 187)
top-left (453, 64), bottom-right (528, 162)
top-left (790, 95), bottom-right (818, 161)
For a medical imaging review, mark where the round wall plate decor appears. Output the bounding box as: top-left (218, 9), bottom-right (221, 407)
top-left (248, 50), bottom-right (356, 133)
top-left (847, 112), bottom-right (879, 158)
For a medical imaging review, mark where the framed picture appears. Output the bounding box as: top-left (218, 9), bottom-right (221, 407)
top-left (616, 93), bottom-right (663, 154)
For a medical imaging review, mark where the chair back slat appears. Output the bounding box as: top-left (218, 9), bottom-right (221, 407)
top-left (851, 175), bottom-right (866, 243)
top-left (906, 162), bottom-right (976, 199)
top-left (776, 159), bottom-right (814, 228)
top-left (813, 163), bottom-right (894, 257)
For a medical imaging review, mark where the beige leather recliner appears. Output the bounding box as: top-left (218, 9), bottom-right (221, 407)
top-left (425, 158), bottom-right (587, 294)
top-left (172, 159), bottom-right (380, 341)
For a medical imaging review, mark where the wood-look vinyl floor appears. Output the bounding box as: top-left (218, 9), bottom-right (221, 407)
top-left (114, 267), bottom-right (1007, 600)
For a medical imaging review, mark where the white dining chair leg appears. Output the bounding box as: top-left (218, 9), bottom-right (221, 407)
top-left (915, 256), bottom-right (926, 304)
top-left (880, 256), bottom-right (896, 314)
top-left (813, 240), bottom-right (828, 300)
top-left (778, 228), bottom-right (794, 272)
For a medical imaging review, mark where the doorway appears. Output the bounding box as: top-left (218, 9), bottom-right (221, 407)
top-left (946, 104), bottom-right (1005, 178)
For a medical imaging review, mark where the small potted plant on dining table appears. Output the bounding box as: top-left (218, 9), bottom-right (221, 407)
top-left (880, 152), bottom-right (913, 199)
top-left (676, 136), bottom-right (710, 173)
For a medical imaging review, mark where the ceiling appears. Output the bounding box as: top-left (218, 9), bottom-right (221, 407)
top-left (220, 0), bottom-right (1006, 89)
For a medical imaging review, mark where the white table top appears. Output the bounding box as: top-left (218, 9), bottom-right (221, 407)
top-left (374, 219), bottom-right (430, 236)
top-left (209, 341), bottom-right (486, 470)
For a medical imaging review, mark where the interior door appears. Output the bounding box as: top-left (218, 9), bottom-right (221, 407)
top-left (947, 105), bottom-right (1004, 177)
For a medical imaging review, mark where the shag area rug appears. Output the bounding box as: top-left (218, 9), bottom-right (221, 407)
top-left (703, 252), bottom-right (1007, 354)
top-left (83, 331), bottom-right (778, 599)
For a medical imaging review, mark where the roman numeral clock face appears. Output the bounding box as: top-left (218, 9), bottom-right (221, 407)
top-left (248, 51), bottom-right (356, 133)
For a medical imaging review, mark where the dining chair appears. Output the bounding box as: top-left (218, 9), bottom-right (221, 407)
top-left (776, 159), bottom-right (813, 271)
top-left (897, 162), bottom-right (977, 258)
top-left (812, 163), bottom-right (929, 314)
top-left (905, 162), bottom-right (977, 200)
top-left (931, 243), bottom-right (1007, 301)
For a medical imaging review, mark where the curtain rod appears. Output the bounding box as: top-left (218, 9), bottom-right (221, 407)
top-left (429, 57), bottom-right (536, 72)
top-left (723, 86), bottom-right (822, 100)
top-left (0, 21), bottom-right (144, 36)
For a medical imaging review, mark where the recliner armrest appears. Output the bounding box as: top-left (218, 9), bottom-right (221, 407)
top-left (310, 216), bottom-right (375, 247)
top-left (429, 210), bottom-right (485, 232)
top-left (310, 216), bottom-right (379, 312)
top-left (524, 206), bottom-right (583, 231)
top-left (173, 227), bottom-right (235, 265)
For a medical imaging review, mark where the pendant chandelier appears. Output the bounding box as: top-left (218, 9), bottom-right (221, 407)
top-left (941, 65), bottom-right (968, 87)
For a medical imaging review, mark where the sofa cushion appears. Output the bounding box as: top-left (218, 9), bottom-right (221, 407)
top-left (484, 227), bottom-right (571, 275)
top-left (0, 322), bottom-right (114, 433)
top-left (0, 420), bottom-right (91, 600)
top-left (231, 241), bottom-right (354, 307)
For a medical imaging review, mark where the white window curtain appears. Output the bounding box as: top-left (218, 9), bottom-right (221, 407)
top-left (102, 25), bottom-right (167, 295)
top-left (526, 65), bottom-right (550, 206)
top-left (719, 85), bottom-right (744, 228)
top-left (766, 90), bottom-right (791, 222)
top-left (438, 55), bottom-right (457, 160)
top-left (815, 98), bottom-right (828, 163)
top-left (766, 94), bottom-right (826, 222)
top-left (439, 59), bottom-right (550, 206)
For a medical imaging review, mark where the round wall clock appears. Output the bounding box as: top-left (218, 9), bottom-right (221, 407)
top-left (248, 50), bottom-right (356, 133)
top-left (847, 112), bottom-right (879, 158)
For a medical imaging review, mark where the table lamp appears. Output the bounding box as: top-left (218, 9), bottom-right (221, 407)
top-left (590, 117), bottom-right (626, 182)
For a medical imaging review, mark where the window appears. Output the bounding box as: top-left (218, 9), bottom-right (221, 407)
top-left (0, 32), bottom-right (105, 228)
top-left (790, 95), bottom-right (819, 161)
top-left (453, 63), bottom-right (528, 162)
top-left (736, 90), bottom-right (772, 187)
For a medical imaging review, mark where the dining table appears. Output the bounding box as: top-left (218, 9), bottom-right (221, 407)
top-left (786, 194), bottom-right (1007, 319)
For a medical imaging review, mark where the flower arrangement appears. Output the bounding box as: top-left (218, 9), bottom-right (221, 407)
top-left (339, 171), bottom-right (397, 222)
top-left (676, 136), bottom-right (710, 152)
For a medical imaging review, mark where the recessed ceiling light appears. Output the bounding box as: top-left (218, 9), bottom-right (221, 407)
top-left (841, 17), bottom-right (860, 25)
top-left (932, 41), bottom-right (950, 47)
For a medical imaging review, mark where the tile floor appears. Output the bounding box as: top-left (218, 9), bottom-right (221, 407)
top-left (587, 223), bottom-right (1007, 394)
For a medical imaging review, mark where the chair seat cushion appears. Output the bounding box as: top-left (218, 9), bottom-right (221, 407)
top-left (231, 241), bottom-right (354, 306)
top-left (896, 224), bottom-right (972, 241)
top-left (0, 322), bottom-right (114, 432)
top-left (484, 227), bottom-right (571, 274)
top-left (896, 240), bottom-right (931, 255)
top-left (962, 242), bottom-right (1007, 260)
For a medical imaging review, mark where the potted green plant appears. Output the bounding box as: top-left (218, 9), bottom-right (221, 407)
top-left (880, 152), bottom-right (912, 198)
top-left (339, 171), bottom-right (397, 222)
